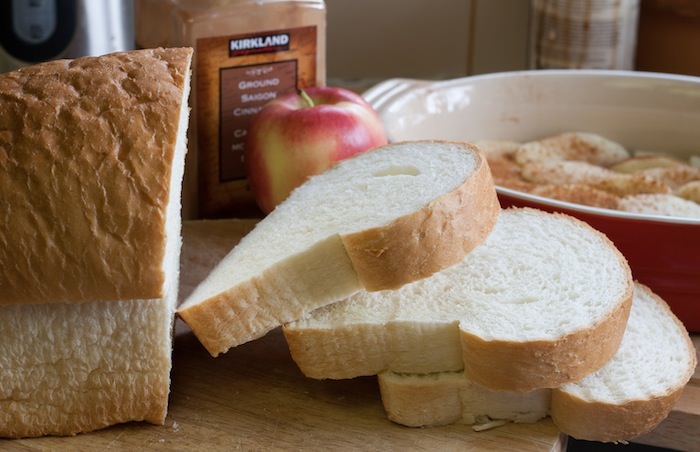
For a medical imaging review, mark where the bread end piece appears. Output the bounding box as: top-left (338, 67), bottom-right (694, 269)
top-left (0, 47), bottom-right (192, 438)
top-left (551, 389), bottom-right (682, 443)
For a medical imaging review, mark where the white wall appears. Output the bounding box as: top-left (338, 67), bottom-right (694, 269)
top-left (326, 0), bottom-right (531, 87)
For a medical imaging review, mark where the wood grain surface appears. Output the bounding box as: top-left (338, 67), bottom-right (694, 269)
top-left (3, 219), bottom-right (697, 451)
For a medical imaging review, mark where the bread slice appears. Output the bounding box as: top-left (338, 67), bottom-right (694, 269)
top-left (618, 193), bottom-right (700, 219)
top-left (520, 160), bottom-right (617, 185)
top-left (377, 283), bottom-right (697, 443)
top-left (528, 184), bottom-right (620, 209)
top-left (611, 155), bottom-right (686, 173)
top-left (677, 180), bottom-right (700, 204)
top-left (284, 208), bottom-right (633, 391)
top-left (178, 141), bottom-right (500, 356)
top-left (514, 132), bottom-right (629, 167)
top-left (0, 48), bottom-right (192, 437)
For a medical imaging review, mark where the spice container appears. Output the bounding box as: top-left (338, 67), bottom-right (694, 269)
top-left (135, 0), bottom-right (326, 218)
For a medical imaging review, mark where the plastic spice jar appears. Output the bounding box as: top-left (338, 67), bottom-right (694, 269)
top-left (135, 0), bottom-right (326, 218)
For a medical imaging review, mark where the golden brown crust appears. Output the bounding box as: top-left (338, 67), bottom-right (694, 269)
top-left (0, 47), bottom-right (193, 305)
top-left (550, 387), bottom-right (683, 442)
top-left (178, 283), bottom-right (263, 356)
top-left (460, 213), bottom-right (634, 392)
top-left (342, 142), bottom-right (500, 291)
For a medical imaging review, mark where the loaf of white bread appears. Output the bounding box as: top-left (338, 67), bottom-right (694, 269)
top-left (284, 208), bottom-right (634, 392)
top-left (0, 48), bottom-right (192, 437)
top-left (378, 283), bottom-right (697, 443)
top-left (178, 141), bottom-right (501, 356)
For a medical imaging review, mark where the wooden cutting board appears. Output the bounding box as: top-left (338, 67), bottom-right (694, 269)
top-left (6, 219), bottom-right (698, 451)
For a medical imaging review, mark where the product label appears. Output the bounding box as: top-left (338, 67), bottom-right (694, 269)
top-left (229, 33), bottom-right (291, 57)
top-left (196, 25), bottom-right (318, 217)
top-left (219, 60), bottom-right (297, 180)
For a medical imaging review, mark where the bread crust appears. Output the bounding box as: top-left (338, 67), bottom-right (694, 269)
top-left (0, 47), bottom-right (193, 305)
top-left (342, 142), bottom-right (500, 291)
top-left (550, 388), bottom-right (683, 443)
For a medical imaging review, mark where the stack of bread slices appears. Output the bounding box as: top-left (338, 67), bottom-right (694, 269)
top-left (180, 140), bottom-right (696, 443)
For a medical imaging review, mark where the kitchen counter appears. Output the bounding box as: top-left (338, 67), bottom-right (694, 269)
top-left (4, 219), bottom-right (698, 451)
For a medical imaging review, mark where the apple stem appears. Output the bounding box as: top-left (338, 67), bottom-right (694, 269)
top-left (299, 89), bottom-right (315, 108)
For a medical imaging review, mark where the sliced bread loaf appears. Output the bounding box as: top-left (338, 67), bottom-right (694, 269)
top-left (284, 208), bottom-right (633, 391)
top-left (377, 283), bottom-right (697, 443)
top-left (178, 141), bottom-right (500, 356)
top-left (0, 48), bottom-right (192, 437)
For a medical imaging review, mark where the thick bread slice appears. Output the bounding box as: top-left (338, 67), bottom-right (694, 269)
top-left (0, 48), bottom-right (192, 437)
top-left (551, 283), bottom-right (697, 442)
top-left (284, 208), bottom-right (633, 391)
top-left (178, 141), bottom-right (500, 356)
top-left (377, 284), bottom-right (697, 443)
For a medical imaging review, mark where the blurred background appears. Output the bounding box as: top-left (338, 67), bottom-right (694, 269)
top-left (2, 0), bottom-right (699, 78)
top-left (326, 0), bottom-right (699, 88)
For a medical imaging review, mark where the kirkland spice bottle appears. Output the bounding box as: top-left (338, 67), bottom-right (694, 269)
top-left (135, 0), bottom-right (326, 218)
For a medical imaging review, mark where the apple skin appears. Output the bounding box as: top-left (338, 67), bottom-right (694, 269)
top-left (244, 86), bottom-right (388, 213)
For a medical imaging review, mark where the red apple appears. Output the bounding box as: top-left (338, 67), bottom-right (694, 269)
top-left (244, 86), bottom-right (388, 213)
